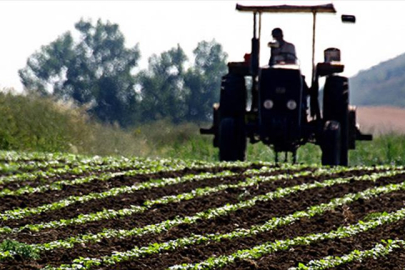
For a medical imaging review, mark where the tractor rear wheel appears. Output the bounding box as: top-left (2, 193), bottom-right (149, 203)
top-left (321, 120), bottom-right (341, 166)
top-left (219, 117), bottom-right (246, 161)
top-left (323, 76), bottom-right (349, 166)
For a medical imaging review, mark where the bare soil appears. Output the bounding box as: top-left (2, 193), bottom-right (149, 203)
top-left (357, 106), bottom-right (405, 135)
top-left (0, 165), bottom-right (404, 269)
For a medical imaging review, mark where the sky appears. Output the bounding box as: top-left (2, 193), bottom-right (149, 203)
top-left (1, 0), bottom-right (405, 92)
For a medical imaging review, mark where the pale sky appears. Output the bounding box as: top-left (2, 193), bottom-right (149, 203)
top-left (1, 0), bottom-right (405, 92)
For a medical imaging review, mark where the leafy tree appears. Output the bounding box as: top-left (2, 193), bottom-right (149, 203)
top-left (137, 40), bottom-right (227, 124)
top-left (184, 40), bottom-right (228, 122)
top-left (20, 17), bottom-right (228, 126)
top-left (136, 45), bottom-right (188, 123)
top-left (19, 19), bottom-right (140, 127)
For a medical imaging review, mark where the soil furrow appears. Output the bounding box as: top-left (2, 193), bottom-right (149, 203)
top-left (0, 166), bottom-right (253, 212)
top-left (0, 163), bottom-right (248, 191)
top-left (333, 245), bottom-right (405, 270)
top-left (226, 205), bottom-right (405, 270)
top-left (0, 166), bottom-right (131, 191)
top-left (1, 167), bottom-right (314, 238)
top-left (7, 173), bottom-right (405, 268)
top-left (101, 188), bottom-right (405, 270)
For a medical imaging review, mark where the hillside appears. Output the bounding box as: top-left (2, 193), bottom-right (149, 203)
top-left (350, 52), bottom-right (405, 107)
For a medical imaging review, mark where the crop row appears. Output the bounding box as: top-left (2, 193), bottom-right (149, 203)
top-left (0, 165), bottom-right (164, 197)
top-left (0, 155), bottom-right (271, 191)
top-left (0, 154), bottom-right (142, 175)
top-left (37, 169), bottom-right (405, 270)
top-left (0, 152), bottom-right (161, 167)
top-left (0, 165), bottom-right (370, 230)
top-left (167, 205), bottom-right (405, 270)
top-left (291, 239), bottom-right (405, 269)
top-left (0, 149), bottom-right (403, 269)
top-left (0, 168), bottom-right (400, 266)
top-left (0, 159), bottom-right (68, 175)
top-left (0, 165), bottom-right (311, 231)
top-left (0, 151), bottom-right (88, 163)
top-left (0, 165), bottom-right (242, 198)
top-left (24, 169), bottom-right (405, 255)
top-left (0, 157), bottom-right (153, 187)
top-left (0, 161), bottom-right (363, 199)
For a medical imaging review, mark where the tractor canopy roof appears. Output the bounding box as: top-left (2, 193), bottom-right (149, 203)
top-left (236, 3), bottom-right (336, 14)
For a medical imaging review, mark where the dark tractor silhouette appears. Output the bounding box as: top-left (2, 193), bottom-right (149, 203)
top-left (201, 4), bottom-right (372, 166)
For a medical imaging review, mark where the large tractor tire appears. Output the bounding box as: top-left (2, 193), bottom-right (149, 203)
top-left (219, 73), bottom-right (246, 119)
top-left (323, 76), bottom-right (349, 166)
top-left (321, 121), bottom-right (341, 166)
top-left (219, 117), bottom-right (246, 161)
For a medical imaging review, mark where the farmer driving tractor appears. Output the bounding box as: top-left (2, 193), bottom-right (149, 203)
top-left (268, 28), bottom-right (297, 66)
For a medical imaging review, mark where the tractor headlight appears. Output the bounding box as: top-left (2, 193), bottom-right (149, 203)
top-left (263, 100), bottom-right (273, 109)
top-left (287, 100), bottom-right (297, 110)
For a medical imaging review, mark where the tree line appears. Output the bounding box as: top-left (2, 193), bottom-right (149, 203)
top-left (19, 19), bottom-right (228, 127)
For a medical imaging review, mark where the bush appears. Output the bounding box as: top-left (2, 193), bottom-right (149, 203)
top-left (0, 91), bottom-right (217, 159)
top-left (0, 92), bottom-right (89, 152)
top-left (2, 90), bottom-right (405, 165)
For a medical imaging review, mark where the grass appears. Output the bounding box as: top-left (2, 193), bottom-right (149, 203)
top-left (0, 92), bottom-right (85, 152)
top-left (350, 133), bottom-right (405, 166)
top-left (145, 126), bottom-right (405, 166)
top-left (129, 125), bottom-right (405, 166)
top-left (1, 90), bottom-right (405, 165)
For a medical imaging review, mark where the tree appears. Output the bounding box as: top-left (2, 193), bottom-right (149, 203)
top-left (19, 19), bottom-right (140, 127)
top-left (184, 40), bottom-right (228, 122)
top-left (136, 40), bottom-right (227, 124)
top-left (136, 45), bottom-right (188, 123)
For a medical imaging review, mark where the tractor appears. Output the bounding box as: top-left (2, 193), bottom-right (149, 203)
top-left (200, 3), bottom-right (372, 166)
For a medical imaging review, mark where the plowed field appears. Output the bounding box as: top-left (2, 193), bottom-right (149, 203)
top-left (0, 151), bottom-right (404, 269)
top-left (357, 106), bottom-right (405, 134)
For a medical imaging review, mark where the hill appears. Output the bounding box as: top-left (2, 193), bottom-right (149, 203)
top-left (350, 52), bottom-right (405, 107)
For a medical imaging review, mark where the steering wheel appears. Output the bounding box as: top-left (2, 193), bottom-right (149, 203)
top-left (270, 52), bottom-right (298, 66)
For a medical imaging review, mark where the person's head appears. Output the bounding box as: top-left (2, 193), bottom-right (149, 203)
top-left (272, 28), bottom-right (283, 41)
